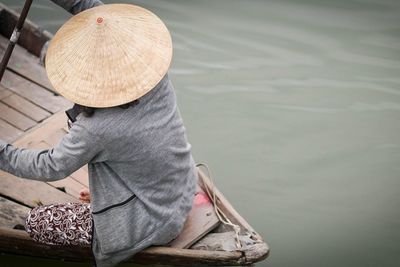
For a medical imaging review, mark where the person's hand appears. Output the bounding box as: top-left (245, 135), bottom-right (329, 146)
top-left (79, 188), bottom-right (91, 203)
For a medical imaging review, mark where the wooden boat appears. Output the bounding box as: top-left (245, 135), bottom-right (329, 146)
top-left (0, 3), bottom-right (269, 266)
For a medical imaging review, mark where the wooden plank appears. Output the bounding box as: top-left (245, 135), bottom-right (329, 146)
top-left (63, 124), bottom-right (69, 133)
top-left (0, 170), bottom-right (77, 208)
top-left (169, 186), bottom-right (220, 249)
top-left (0, 118), bottom-right (23, 143)
top-left (0, 84), bottom-right (12, 100)
top-left (13, 111), bottom-right (67, 147)
top-left (196, 170), bottom-right (270, 263)
top-left (70, 167), bottom-right (89, 188)
top-left (0, 34), bottom-right (53, 90)
top-left (0, 3), bottom-right (53, 57)
top-left (2, 93), bottom-right (51, 122)
top-left (82, 165), bottom-right (88, 173)
top-left (0, 196), bottom-right (30, 229)
top-left (198, 170), bottom-right (262, 240)
top-left (0, 227), bottom-right (245, 266)
top-left (0, 102), bottom-right (36, 131)
top-left (1, 70), bottom-right (71, 114)
top-left (48, 178), bottom-right (86, 200)
top-left (0, 112), bottom-right (78, 207)
top-left (44, 128), bottom-right (67, 147)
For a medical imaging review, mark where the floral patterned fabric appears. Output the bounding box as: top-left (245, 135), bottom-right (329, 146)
top-left (25, 202), bottom-right (93, 246)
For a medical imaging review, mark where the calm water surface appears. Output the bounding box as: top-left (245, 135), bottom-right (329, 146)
top-left (1, 0), bottom-right (400, 266)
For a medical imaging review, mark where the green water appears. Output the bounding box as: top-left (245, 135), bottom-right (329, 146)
top-left (1, 0), bottom-right (400, 266)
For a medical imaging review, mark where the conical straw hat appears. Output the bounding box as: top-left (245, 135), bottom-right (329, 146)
top-left (45, 4), bottom-right (172, 108)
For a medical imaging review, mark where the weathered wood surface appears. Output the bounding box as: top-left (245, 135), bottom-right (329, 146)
top-left (0, 34), bottom-right (53, 90)
top-left (241, 243), bottom-right (269, 264)
top-left (70, 167), bottom-right (89, 188)
top-left (0, 84), bottom-right (12, 99)
top-left (2, 79), bottom-right (55, 144)
top-left (48, 178), bottom-right (84, 200)
top-left (4, 112), bottom-right (89, 201)
top-left (0, 118), bottom-right (23, 143)
top-left (45, 128), bottom-right (67, 147)
top-left (0, 196), bottom-right (30, 228)
top-left (0, 227), bottom-right (248, 266)
top-left (0, 165), bottom-right (269, 265)
top-left (12, 111), bottom-right (67, 147)
top-left (0, 170), bottom-right (77, 208)
top-left (0, 12), bottom-right (71, 142)
top-left (0, 101), bottom-right (36, 131)
top-left (1, 70), bottom-right (70, 113)
top-left (2, 93), bottom-right (51, 122)
top-left (198, 170), bottom-right (263, 241)
top-left (170, 186), bottom-right (220, 249)
top-left (0, 3), bottom-right (53, 57)
top-left (0, 170), bottom-right (269, 265)
top-left (0, 49), bottom-right (70, 142)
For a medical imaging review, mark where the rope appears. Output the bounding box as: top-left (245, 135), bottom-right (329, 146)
top-left (196, 163), bottom-right (242, 250)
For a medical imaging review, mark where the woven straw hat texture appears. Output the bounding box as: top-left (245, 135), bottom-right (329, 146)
top-left (45, 4), bottom-right (173, 108)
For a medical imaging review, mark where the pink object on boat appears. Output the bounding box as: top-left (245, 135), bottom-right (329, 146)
top-left (194, 192), bottom-right (210, 206)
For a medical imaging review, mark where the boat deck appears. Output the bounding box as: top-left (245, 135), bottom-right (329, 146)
top-left (0, 34), bottom-right (71, 143)
top-left (0, 30), bottom-right (89, 228)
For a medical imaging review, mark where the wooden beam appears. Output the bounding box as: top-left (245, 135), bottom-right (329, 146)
top-left (70, 167), bottom-right (89, 188)
top-left (12, 111), bottom-right (67, 147)
top-left (0, 118), bottom-right (23, 143)
top-left (0, 3), bottom-right (52, 57)
top-left (0, 169), bottom-right (77, 208)
top-left (44, 128), bottom-right (67, 147)
top-left (0, 102), bottom-right (36, 131)
top-left (0, 196), bottom-right (30, 228)
top-left (169, 186), bottom-right (220, 249)
top-left (198, 169), bottom-right (264, 241)
top-left (0, 227), bottom-right (245, 266)
top-left (1, 70), bottom-right (71, 114)
top-left (0, 84), bottom-right (12, 99)
top-left (1, 93), bottom-right (51, 122)
top-left (0, 34), bottom-right (54, 91)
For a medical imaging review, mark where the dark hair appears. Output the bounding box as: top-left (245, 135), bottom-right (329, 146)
top-left (81, 106), bottom-right (95, 117)
top-left (81, 100), bottom-right (139, 117)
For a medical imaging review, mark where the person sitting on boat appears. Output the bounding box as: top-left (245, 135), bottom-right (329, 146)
top-left (0, 2), bottom-right (197, 267)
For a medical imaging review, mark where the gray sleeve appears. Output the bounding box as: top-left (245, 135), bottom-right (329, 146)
top-left (0, 123), bottom-right (103, 181)
top-left (50, 0), bottom-right (104, 15)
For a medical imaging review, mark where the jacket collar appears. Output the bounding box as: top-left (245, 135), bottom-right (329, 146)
top-left (65, 104), bottom-right (85, 123)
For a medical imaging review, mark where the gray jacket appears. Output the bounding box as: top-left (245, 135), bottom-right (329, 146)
top-left (0, 73), bottom-right (197, 266)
